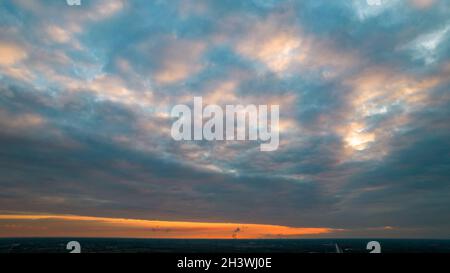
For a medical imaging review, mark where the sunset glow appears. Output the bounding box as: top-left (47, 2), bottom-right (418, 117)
top-left (0, 214), bottom-right (336, 239)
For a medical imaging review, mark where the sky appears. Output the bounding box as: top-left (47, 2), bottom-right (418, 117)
top-left (0, 0), bottom-right (449, 239)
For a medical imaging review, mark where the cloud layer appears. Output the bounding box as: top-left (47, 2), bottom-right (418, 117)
top-left (0, 0), bottom-right (449, 238)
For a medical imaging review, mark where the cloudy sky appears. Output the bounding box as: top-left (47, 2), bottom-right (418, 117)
top-left (0, 0), bottom-right (449, 238)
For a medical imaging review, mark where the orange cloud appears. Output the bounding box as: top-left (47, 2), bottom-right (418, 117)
top-left (0, 111), bottom-right (45, 131)
top-left (335, 64), bottom-right (448, 162)
top-left (232, 13), bottom-right (357, 76)
top-left (0, 42), bottom-right (27, 66)
top-left (0, 214), bottom-right (338, 239)
top-left (45, 25), bottom-right (73, 44)
top-left (153, 38), bottom-right (206, 84)
top-left (410, 0), bottom-right (436, 9)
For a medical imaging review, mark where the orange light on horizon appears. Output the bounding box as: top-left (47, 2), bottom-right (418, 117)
top-left (0, 214), bottom-right (340, 239)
